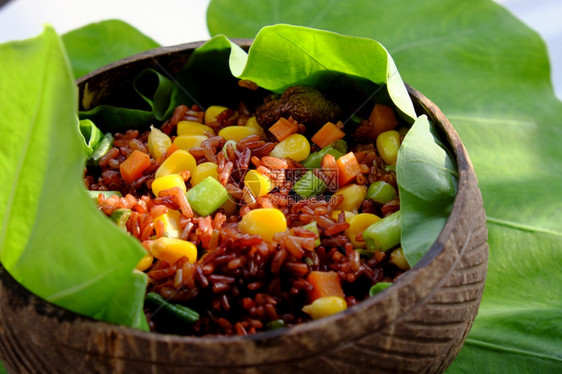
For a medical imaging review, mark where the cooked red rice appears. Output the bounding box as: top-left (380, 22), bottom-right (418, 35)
top-left (85, 97), bottom-right (404, 337)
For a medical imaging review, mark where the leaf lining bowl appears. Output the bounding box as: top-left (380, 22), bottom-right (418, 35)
top-left (0, 40), bottom-right (488, 374)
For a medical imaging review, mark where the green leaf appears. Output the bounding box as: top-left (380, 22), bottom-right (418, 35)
top-left (396, 115), bottom-right (458, 266)
top-left (0, 28), bottom-right (146, 326)
top-left (171, 35), bottom-right (248, 109)
top-left (79, 69), bottom-right (177, 131)
top-left (79, 119), bottom-right (103, 156)
top-left (62, 19), bottom-right (160, 78)
top-left (208, 0), bottom-right (562, 371)
top-left (102, 270), bottom-right (149, 330)
top-left (236, 25), bottom-right (416, 120)
top-left (79, 105), bottom-right (155, 132)
top-left (134, 69), bottom-right (177, 120)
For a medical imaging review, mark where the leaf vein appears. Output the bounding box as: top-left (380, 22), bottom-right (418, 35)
top-left (447, 115), bottom-right (536, 128)
top-left (270, 29), bottom-right (332, 71)
top-left (464, 338), bottom-right (562, 362)
top-left (487, 216), bottom-right (561, 237)
top-left (307, 0), bottom-right (339, 27)
top-left (47, 265), bottom-right (125, 301)
top-left (390, 24), bottom-right (490, 54)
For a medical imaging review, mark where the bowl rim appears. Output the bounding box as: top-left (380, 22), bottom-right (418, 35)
top-left (3, 38), bottom-right (474, 347)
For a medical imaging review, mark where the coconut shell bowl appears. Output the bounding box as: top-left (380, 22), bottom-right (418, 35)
top-left (0, 40), bottom-right (488, 373)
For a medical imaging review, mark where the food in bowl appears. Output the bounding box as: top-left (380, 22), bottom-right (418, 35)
top-left (85, 85), bottom-right (413, 336)
top-left (0, 25), bottom-right (486, 373)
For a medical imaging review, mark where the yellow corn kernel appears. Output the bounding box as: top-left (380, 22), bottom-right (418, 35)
top-left (151, 174), bottom-right (186, 197)
top-left (191, 162), bottom-right (219, 186)
top-left (147, 125), bottom-right (172, 159)
top-left (389, 247), bottom-right (411, 270)
top-left (239, 208), bottom-right (287, 242)
top-left (302, 296), bottom-right (347, 320)
top-left (218, 126), bottom-right (260, 142)
top-left (205, 105), bottom-right (229, 124)
top-left (333, 184), bottom-right (367, 212)
top-left (153, 210), bottom-right (181, 238)
top-left (155, 149), bottom-right (196, 179)
top-left (136, 253), bottom-right (154, 271)
top-left (149, 237), bottom-right (197, 264)
top-left (177, 121), bottom-right (215, 136)
top-left (244, 170), bottom-right (274, 198)
top-left (345, 213), bottom-right (380, 248)
top-left (376, 130), bottom-right (400, 165)
top-left (245, 116), bottom-right (266, 139)
top-left (269, 133), bottom-right (310, 161)
top-left (330, 210), bottom-right (356, 223)
top-left (173, 135), bottom-right (208, 151)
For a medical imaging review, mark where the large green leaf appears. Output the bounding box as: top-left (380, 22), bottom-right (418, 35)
top-left (232, 25), bottom-right (416, 120)
top-left (62, 19), bottom-right (160, 78)
top-left (397, 115), bottom-right (458, 266)
top-left (208, 0), bottom-right (562, 371)
top-left (0, 27), bottom-right (146, 328)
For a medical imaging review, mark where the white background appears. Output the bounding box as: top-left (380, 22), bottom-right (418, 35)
top-left (0, 0), bottom-right (561, 99)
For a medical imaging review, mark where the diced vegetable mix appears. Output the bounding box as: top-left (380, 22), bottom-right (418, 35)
top-left (119, 150), bottom-right (151, 184)
top-left (369, 104), bottom-right (399, 138)
top-left (268, 117), bottom-right (299, 142)
top-left (84, 85), bottom-right (412, 336)
top-left (306, 271), bottom-right (345, 302)
top-left (219, 126), bottom-right (261, 142)
top-left (292, 171), bottom-right (327, 199)
top-left (366, 181), bottom-right (397, 204)
top-left (310, 122), bottom-right (345, 148)
top-left (244, 170), bottom-right (274, 198)
top-left (87, 132), bottom-right (114, 167)
top-left (147, 126), bottom-right (172, 159)
top-left (269, 133), bottom-right (311, 161)
top-left (155, 149), bottom-right (196, 179)
top-left (186, 176), bottom-right (229, 216)
top-left (239, 208), bottom-right (288, 242)
top-left (151, 174), bottom-right (186, 197)
top-left (177, 121), bottom-right (215, 136)
top-left (191, 162), bottom-right (218, 186)
top-left (173, 134), bottom-right (208, 151)
top-left (345, 213), bottom-right (380, 248)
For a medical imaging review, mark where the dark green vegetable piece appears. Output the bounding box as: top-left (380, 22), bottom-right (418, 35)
top-left (301, 141), bottom-right (347, 169)
top-left (369, 282), bottom-right (392, 297)
top-left (366, 181), bottom-right (397, 204)
top-left (186, 176), bottom-right (229, 216)
top-left (145, 292), bottom-right (199, 324)
top-left (293, 171), bottom-right (327, 199)
top-left (110, 209), bottom-right (131, 231)
top-left (265, 319), bottom-right (286, 330)
top-left (87, 132), bottom-right (114, 167)
top-left (363, 210), bottom-right (401, 252)
top-left (331, 139), bottom-right (348, 153)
